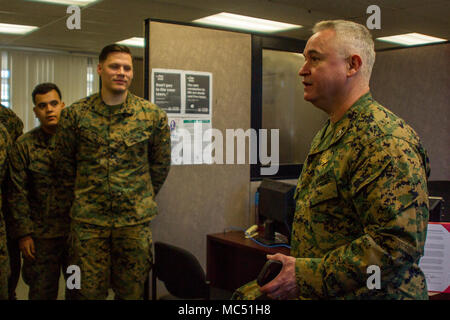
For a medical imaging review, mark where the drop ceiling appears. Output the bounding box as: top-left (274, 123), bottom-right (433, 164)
top-left (0, 0), bottom-right (448, 57)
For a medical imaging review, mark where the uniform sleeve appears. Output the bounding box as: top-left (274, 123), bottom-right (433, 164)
top-left (148, 109), bottom-right (171, 196)
top-left (6, 141), bottom-right (34, 239)
top-left (294, 136), bottom-right (429, 298)
top-left (52, 107), bottom-right (77, 188)
top-left (0, 126), bottom-right (11, 223)
top-left (12, 116), bottom-right (24, 142)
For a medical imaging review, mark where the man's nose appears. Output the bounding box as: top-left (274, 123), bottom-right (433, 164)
top-left (299, 62), bottom-right (309, 77)
top-left (117, 66), bottom-right (126, 75)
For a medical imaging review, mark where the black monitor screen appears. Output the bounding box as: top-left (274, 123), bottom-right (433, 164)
top-left (257, 179), bottom-right (296, 245)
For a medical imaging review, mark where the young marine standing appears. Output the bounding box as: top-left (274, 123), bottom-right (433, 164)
top-left (54, 45), bottom-right (171, 299)
top-left (8, 83), bottom-right (70, 299)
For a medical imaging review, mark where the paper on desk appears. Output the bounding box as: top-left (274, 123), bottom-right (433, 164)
top-left (419, 223), bottom-right (450, 293)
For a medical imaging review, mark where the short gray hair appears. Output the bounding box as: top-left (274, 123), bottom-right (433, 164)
top-left (313, 20), bottom-right (375, 83)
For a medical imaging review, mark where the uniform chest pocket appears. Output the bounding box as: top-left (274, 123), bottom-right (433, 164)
top-left (80, 129), bottom-right (107, 146)
top-left (28, 160), bottom-right (51, 177)
top-left (308, 176), bottom-right (338, 207)
top-left (123, 132), bottom-right (150, 148)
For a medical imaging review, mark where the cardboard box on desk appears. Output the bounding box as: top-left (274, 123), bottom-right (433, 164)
top-left (419, 223), bottom-right (450, 293)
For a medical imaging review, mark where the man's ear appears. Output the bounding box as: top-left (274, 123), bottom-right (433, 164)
top-left (347, 54), bottom-right (362, 77)
top-left (97, 63), bottom-right (102, 76)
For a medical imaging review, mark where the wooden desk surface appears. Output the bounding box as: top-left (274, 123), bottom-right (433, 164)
top-left (207, 231), bottom-right (290, 256)
top-left (207, 231), bottom-right (290, 291)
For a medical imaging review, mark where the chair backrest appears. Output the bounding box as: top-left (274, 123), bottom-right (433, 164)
top-left (153, 241), bottom-right (209, 299)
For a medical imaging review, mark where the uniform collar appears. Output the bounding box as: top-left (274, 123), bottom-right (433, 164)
top-left (35, 126), bottom-right (54, 147)
top-left (309, 92), bottom-right (373, 155)
top-left (91, 92), bottom-right (135, 117)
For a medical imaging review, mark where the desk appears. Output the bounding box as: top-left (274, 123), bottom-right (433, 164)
top-left (207, 231), bottom-right (289, 292)
top-left (206, 230), bottom-right (450, 299)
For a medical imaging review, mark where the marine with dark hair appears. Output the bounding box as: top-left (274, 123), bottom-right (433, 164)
top-left (0, 104), bottom-right (23, 300)
top-left (31, 82), bottom-right (62, 105)
top-left (234, 20), bottom-right (430, 300)
top-left (54, 44), bottom-right (171, 299)
top-left (8, 82), bottom-right (71, 299)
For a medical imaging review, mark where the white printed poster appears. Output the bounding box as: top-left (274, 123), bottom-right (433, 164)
top-left (151, 69), bottom-right (213, 165)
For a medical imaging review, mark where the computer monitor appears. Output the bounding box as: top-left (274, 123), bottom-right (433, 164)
top-left (429, 196), bottom-right (444, 222)
top-left (256, 179), bottom-right (296, 245)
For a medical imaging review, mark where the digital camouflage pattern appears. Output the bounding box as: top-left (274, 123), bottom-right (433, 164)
top-left (8, 127), bottom-right (71, 239)
top-left (54, 91), bottom-right (169, 299)
top-left (0, 104), bottom-right (23, 142)
top-left (21, 237), bottom-right (69, 299)
top-left (234, 93), bottom-right (430, 300)
top-left (68, 221), bottom-right (153, 299)
top-left (0, 124), bottom-right (11, 299)
top-left (0, 104), bottom-right (23, 300)
top-left (54, 92), bottom-right (171, 227)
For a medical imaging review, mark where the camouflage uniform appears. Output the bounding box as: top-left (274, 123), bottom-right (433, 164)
top-left (8, 127), bottom-right (71, 299)
top-left (0, 124), bottom-right (11, 300)
top-left (54, 92), bottom-right (170, 299)
top-left (234, 93), bottom-right (430, 300)
top-left (0, 104), bottom-right (23, 300)
top-left (0, 104), bottom-right (23, 141)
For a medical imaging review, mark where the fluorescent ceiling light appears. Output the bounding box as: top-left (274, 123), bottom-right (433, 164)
top-left (193, 12), bottom-right (302, 33)
top-left (0, 23), bottom-right (38, 35)
top-left (27, 0), bottom-right (99, 6)
top-left (116, 37), bottom-right (145, 48)
top-left (377, 33), bottom-right (447, 46)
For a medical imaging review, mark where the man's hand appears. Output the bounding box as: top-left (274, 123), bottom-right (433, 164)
top-left (259, 253), bottom-right (299, 300)
top-left (19, 236), bottom-right (35, 260)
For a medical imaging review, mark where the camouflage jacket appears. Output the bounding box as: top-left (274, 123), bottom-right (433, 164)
top-left (8, 127), bottom-right (70, 239)
top-left (54, 92), bottom-right (171, 227)
top-left (0, 124), bottom-right (10, 244)
top-left (291, 92), bottom-right (430, 299)
top-left (0, 104), bottom-right (23, 238)
top-left (0, 104), bottom-right (23, 141)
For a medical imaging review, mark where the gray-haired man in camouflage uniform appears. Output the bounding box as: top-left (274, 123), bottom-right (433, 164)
top-left (234, 20), bottom-right (430, 300)
top-left (8, 83), bottom-right (71, 299)
top-left (54, 44), bottom-right (171, 299)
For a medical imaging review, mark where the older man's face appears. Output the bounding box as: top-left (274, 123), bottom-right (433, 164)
top-left (298, 29), bottom-right (349, 110)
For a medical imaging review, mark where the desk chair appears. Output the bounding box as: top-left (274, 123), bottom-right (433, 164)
top-left (151, 241), bottom-right (210, 300)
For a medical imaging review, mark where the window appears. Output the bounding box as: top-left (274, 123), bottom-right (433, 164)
top-left (1, 52), bottom-right (10, 107)
top-left (251, 35), bottom-right (327, 180)
top-left (87, 57), bottom-right (95, 96)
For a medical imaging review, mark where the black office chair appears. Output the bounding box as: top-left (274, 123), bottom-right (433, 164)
top-left (151, 241), bottom-right (210, 300)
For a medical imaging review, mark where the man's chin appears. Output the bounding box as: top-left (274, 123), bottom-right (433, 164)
top-left (111, 87), bottom-right (128, 95)
top-left (303, 93), bottom-right (314, 102)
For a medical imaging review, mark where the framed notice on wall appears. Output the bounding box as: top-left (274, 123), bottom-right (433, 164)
top-left (151, 68), bottom-right (213, 166)
top-left (151, 69), bottom-right (182, 114)
top-left (185, 72), bottom-right (211, 115)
